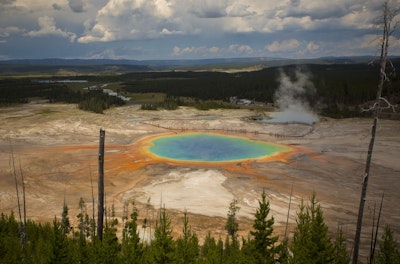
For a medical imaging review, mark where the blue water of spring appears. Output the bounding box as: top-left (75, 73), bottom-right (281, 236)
top-left (148, 133), bottom-right (286, 162)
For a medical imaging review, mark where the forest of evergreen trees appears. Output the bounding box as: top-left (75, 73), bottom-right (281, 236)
top-left (1, 191), bottom-right (399, 263)
top-left (1, 61), bottom-right (399, 117)
top-left (119, 62), bottom-right (400, 118)
top-left (0, 79), bottom-right (126, 114)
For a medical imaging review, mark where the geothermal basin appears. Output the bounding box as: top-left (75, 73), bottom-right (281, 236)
top-left (1, 104), bottom-right (399, 261)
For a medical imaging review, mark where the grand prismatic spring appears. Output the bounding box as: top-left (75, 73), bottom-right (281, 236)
top-left (147, 133), bottom-right (290, 162)
top-left (53, 132), bottom-right (294, 177)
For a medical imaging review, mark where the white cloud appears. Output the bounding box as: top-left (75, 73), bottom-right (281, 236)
top-left (78, 0), bottom-right (175, 43)
top-left (1, 0), bottom-right (399, 59)
top-left (308, 32), bottom-right (400, 58)
top-left (26, 16), bottom-right (77, 42)
top-left (227, 44), bottom-right (253, 55)
top-left (342, 34), bottom-right (400, 57)
top-left (226, 3), bottom-right (255, 17)
top-left (172, 44), bottom-right (254, 57)
top-left (360, 34), bottom-right (381, 49)
top-left (279, 1), bottom-right (349, 19)
top-left (188, 0), bottom-right (228, 18)
top-left (390, 37), bottom-right (400, 55)
top-left (209, 46), bottom-right (220, 53)
top-left (161, 28), bottom-right (183, 35)
top-left (266, 39), bottom-right (301, 52)
top-left (265, 39), bottom-right (323, 57)
top-left (172, 46), bottom-right (209, 56)
top-left (0, 26), bottom-right (24, 37)
top-left (221, 17), bottom-right (255, 33)
top-left (306, 41), bottom-right (319, 52)
top-left (0, 0), bottom-right (99, 42)
top-left (172, 46), bottom-right (181, 55)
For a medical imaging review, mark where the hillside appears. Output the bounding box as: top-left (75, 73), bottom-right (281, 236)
top-left (0, 56), bottom-right (390, 74)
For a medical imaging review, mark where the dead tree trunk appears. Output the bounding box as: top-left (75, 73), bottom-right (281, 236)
top-left (9, 139), bottom-right (23, 245)
top-left (90, 167), bottom-right (96, 238)
top-left (19, 160), bottom-right (27, 250)
top-left (370, 193), bottom-right (384, 263)
top-left (284, 176), bottom-right (294, 239)
top-left (97, 128), bottom-right (105, 241)
top-left (353, 1), bottom-right (398, 263)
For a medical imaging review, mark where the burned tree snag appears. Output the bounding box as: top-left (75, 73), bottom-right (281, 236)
top-left (97, 128), bottom-right (105, 241)
top-left (353, 1), bottom-right (398, 263)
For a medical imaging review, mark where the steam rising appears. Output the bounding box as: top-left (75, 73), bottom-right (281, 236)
top-left (267, 69), bottom-right (318, 124)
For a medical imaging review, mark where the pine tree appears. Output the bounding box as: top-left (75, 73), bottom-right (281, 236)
top-left (61, 203), bottom-right (71, 236)
top-left (151, 207), bottom-right (175, 263)
top-left (0, 213), bottom-right (23, 263)
top-left (375, 225), bottom-right (400, 264)
top-left (278, 238), bottom-right (290, 264)
top-left (199, 232), bottom-right (224, 263)
top-left (225, 198), bottom-right (240, 245)
top-left (249, 189), bottom-right (280, 263)
top-left (121, 201), bottom-right (143, 263)
top-left (52, 217), bottom-right (70, 264)
top-left (241, 235), bottom-right (258, 263)
top-left (77, 197), bottom-right (89, 240)
top-left (28, 221), bottom-right (55, 263)
top-left (101, 224), bottom-right (120, 264)
top-left (224, 198), bottom-right (242, 263)
top-left (175, 211), bottom-right (199, 264)
top-left (100, 203), bottom-right (120, 264)
top-left (72, 198), bottom-right (91, 263)
top-left (290, 193), bottom-right (334, 264)
top-left (332, 227), bottom-right (349, 264)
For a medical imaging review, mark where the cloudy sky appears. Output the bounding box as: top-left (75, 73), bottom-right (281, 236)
top-left (0, 0), bottom-right (399, 60)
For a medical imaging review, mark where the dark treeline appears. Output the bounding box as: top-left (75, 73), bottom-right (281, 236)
top-left (122, 70), bottom-right (277, 103)
top-left (0, 79), bottom-right (125, 113)
top-left (120, 62), bottom-right (400, 118)
top-left (78, 90), bottom-right (126, 114)
top-left (0, 79), bottom-right (82, 105)
top-left (140, 95), bottom-right (241, 111)
top-left (1, 60), bottom-right (399, 117)
top-left (1, 191), bottom-right (399, 263)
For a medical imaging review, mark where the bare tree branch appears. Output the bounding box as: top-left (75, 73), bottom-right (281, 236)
top-left (361, 97), bottom-right (396, 112)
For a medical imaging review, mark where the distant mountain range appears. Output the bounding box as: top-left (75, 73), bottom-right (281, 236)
top-left (0, 56), bottom-right (379, 66)
top-left (0, 56), bottom-right (397, 74)
top-left (0, 57), bottom-right (283, 66)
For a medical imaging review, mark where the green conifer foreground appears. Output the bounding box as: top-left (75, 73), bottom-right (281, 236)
top-left (290, 193), bottom-right (334, 264)
top-left (249, 189), bottom-right (281, 263)
top-left (2, 192), bottom-right (398, 263)
top-left (375, 225), bottom-right (400, 264)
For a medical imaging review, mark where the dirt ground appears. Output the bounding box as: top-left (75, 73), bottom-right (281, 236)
top-left (0, 103), bottom-right (399, 261)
